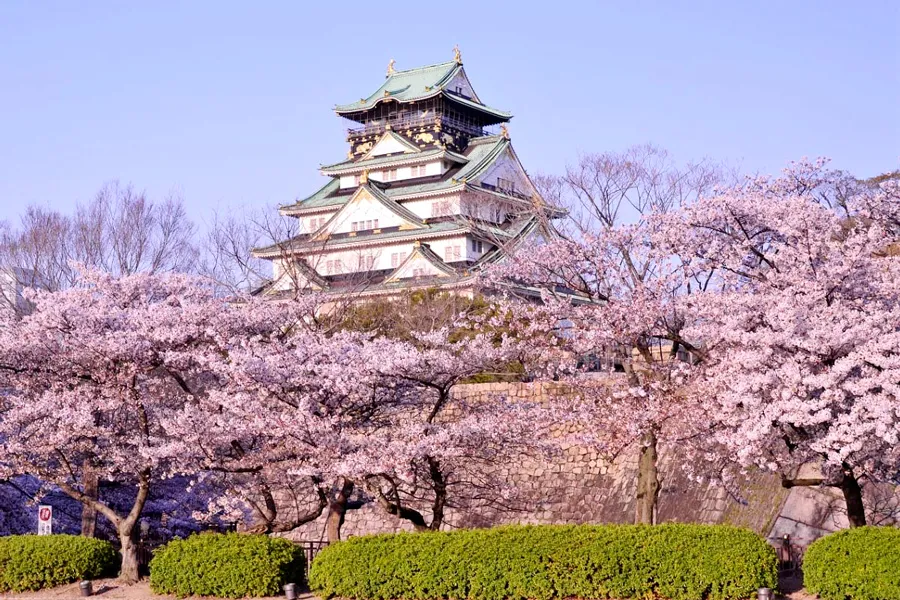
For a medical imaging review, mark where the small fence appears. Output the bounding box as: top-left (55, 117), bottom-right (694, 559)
top-left (769, 534), bottom-right (804, 575)
top-left (294, 539), bottom-right (329, 575)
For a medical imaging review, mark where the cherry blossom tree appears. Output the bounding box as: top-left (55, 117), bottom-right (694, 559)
top-left (487, 220), bottom-right (710, 524)
top-left (204, 316), bottom-right (556, 535)
top-left (662, 160), bottom-right (900, 527)
top-left (191, 320), bottom-right (384, 542)
top-left (485, 147), bottom-right (722, 524)
top-left (346, 330), bottom-right (555, 531)
top-left (0, 271), bottom-right (293, 581)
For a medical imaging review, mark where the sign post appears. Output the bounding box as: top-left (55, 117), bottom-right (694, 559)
top-left (37, 505), bottom-right (52, 535)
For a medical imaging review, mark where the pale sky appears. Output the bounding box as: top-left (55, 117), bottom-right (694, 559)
top-left (1, 1), bottom-right (898, 225)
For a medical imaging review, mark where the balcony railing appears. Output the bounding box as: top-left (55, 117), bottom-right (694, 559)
top-left (347, 113), bottom-right (487, 138)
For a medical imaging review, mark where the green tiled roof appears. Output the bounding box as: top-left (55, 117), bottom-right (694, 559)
top-left (388, 136), bottom-right (508, 198)
top-left (320, 148), bottom-right (467, 175)
top-left (279, 178), bottom-right (343, 213)
top-left (253, 220), bottom-right (468, 257)
top-left (334, 61), bottom-right (511, 120)
top-left (281, 136), bottom-right (509, 214)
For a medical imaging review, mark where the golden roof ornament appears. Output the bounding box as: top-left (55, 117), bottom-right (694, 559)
top-left (386, 58), bottom-right (396, 77)
top-left (413, 240), bottom-right (421, 248)
top-left (500, 124), bottom-right (510, 139)
top-left (453, 45), bottom-right (462, 64)
top-left (360, 169), bottom-right (369, 184)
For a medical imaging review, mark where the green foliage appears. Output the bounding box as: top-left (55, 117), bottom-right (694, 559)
top-left (804, 526), bottom-right (900, 600)
top-left (332, 289), bottom-right (532, 383)
top-left (0, 534), bottom-right (118, 592)
top-left (309, 524), bottom-right (777, 600)
top-left (149, 532), bottom-right (304, 598)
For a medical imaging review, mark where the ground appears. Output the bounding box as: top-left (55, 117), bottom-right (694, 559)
top-left (0, 575), bottom-right (815, 600)
top-left (0, 580), bottom-right (317, 600)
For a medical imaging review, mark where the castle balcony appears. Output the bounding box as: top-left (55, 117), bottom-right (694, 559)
top-left (347, 113), bottom-right (494, 140)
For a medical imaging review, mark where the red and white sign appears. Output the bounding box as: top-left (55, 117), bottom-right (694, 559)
top-left (37, 505), bottom-right (52, 535)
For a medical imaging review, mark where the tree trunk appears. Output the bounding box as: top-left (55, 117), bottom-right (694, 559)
top-left (427, 456), bottom-right (446, 531)
top-left (115, 471), bottom-right (151, 583)
top-left (56, 469), bottom-right (151, 583)
top-left (80, 461), bottom-right (98, 537)
top-left (325, 479), bottom-right (354, 543)
top-left (118, 526), bottom-right (141, 584)
top-left (839, 467), bottom-right (866, 528)
top-left (634, 430), bottom-right (660, 525)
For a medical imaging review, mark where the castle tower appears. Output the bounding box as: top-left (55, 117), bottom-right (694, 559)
top-left (254, 50), bottom-right (563, 297)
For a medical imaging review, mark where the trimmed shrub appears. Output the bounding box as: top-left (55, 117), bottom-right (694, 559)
top-left (149, 532), bottom-right (304, 598)
top-left (0, 534), bottom-right (118, 592)
top-left (309, 524), bottom-right (777, 600)
top-left (804, 526), bottom-right (900, 600)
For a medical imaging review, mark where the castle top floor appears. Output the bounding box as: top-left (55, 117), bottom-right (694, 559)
top-left (334, 50), bottom-right (512, 156)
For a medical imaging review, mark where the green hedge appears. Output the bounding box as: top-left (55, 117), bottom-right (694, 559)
top-left (149, 532), bottom-right (305, 598)
top-left (309, 524), bottom-right (777, 600)
top-left (804, 526), bottom-right (900, 600)
top-left (0, 535), bottom-right (118, 592)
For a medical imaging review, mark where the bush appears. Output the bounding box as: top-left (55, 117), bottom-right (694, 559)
top-left (149, 532), bottom-right (304, 598)
top-left (309, 524), bottom-right (777, 600)
top-left (0, 534), bottom-right (118, 592)
top-left (804, 526), bottom-right (900, 600)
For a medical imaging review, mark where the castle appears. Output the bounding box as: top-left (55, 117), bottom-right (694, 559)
top-left (253, 49), bottom-right (562, 297)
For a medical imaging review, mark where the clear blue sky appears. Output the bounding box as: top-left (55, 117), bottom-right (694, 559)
top-left (1, 1), bottom-right (898, 225)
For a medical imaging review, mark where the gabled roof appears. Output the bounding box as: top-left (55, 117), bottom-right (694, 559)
top-left (308, 183), bottom-right (426, 241)
top-left (334, 61), bottom-right (511, 121)
top-left (320, 148), bottom-right (468, 176)
top-left (361, 130), bottom-right (421, 159)
top-left (385, 241), bottom-right (458, 283)
top-left (281, 135), bottom-right (506, 215)
top-left (253, 220), bottom-right (467, 258)
top-left (280, 135), bottom-right (560, 217)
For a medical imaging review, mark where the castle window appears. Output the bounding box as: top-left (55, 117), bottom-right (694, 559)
top-left (431, 200), bottom-right (452, 217)
top-left (445, 246), bottom-right (461, 261)
top-left (391, 253), bottom-right (399, 267)
top-left (351, 222), bottom-right (358, 232)
top-left (413, 267), bottom-right (425, 278)
top-left (497, 177), bottom-right (515, 193)
top-left (358, 254), bottom-right (375, 269)
top-left (411, 164), bottom-right (427, 177)
top-left (385, 169), bottom-right (398, 181)
top-left (373, 219), bottom-right (379, 229)
top-left (471, 239), bottom-right (483, 253)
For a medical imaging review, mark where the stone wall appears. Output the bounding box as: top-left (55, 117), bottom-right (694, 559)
top-left (284, 382), bottom-right (879, 548)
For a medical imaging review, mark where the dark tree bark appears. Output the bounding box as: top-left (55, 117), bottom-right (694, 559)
top-left (80, 460), bottom-right (98, 538)
top-left (325, 479), bottom-right (355, 542)
top-left (634, 430), bottom-right (660, 525)
top-left (59, 469), bottom-right (151, 583)
top-left (427, 456), bottom-right (447, 531)
top-left (838, 467), bottom-right (867, 528)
